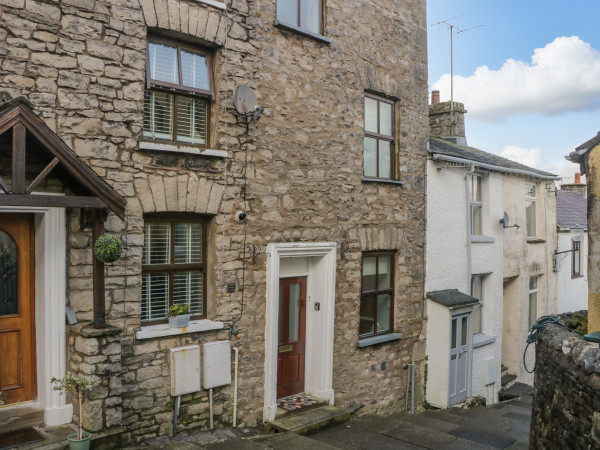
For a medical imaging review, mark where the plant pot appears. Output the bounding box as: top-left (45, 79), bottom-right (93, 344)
top-left (67, 432), bottom-right (92, 450)
top-left (168, 314), bottom-right (191, 328)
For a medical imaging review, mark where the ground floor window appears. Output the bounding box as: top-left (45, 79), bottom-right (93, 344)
top-left (142, 215), bottom-right (207, 323)
top-left (360, 252), bottom-right (394, 337)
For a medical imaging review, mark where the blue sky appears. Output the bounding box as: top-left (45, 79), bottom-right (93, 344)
top-left (427, 0), bottom-right (600, 182)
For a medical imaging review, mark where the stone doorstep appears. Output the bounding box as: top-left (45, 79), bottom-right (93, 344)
top-left (22, 425), bottom-right (125, 450)
top-left (0, 404), bottom-right (44, 433)
top-left (266, 405), bottom-right (356, 436)
top-left (501, 373), bottom-right (518, 390)
top-left (274, 398), bottom-right (329, 419)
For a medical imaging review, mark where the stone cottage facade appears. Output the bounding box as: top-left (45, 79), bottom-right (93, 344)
top-left (0, 0), bottom-right (428, 444)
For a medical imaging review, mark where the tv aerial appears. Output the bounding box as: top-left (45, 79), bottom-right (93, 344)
top-left (233, 85), bottom-right (264, 122)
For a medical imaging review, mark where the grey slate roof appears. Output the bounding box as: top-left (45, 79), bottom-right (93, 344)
top-left (429, 137), bottom-right (558, 179)
top-left (426, 289), bottom-right (479, 308)
top-left (556, 190), bottom-right (587, 229)
top-left (566, 131), bottom-right (600, 175)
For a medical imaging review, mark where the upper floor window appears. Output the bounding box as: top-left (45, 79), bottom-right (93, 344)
top-left (525, 184), bottom-right (536, 238)
top-left (471, 274), bottom-right (484, 334)
top-left (470, 174), bottom-right (482, 236)
top-left (277, 0), bottom-right (323, 35)
top-left (144, 38), bottom-right (213, 146)
top-left (572, 238), bottom-right (581, 278)
top-left (360, 253), bottom-right (394, 337)
top-left (142, 216), bottom-right (208, 323)
top-left (364, 94), bottom-right (395, 179)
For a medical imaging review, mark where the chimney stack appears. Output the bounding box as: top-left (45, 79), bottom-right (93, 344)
top-left (431, 90), bottom-right (440, 105)
top-left (428, 91), bottom-right (467, 145)
top-left (560, 172), bottom-right (587, 197)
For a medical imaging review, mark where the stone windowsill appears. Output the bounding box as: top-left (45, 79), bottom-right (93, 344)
top-left (357, 332), bottom-right (402, 348)
top-left (193, 0), bottom-right (226, 10)
top-left (274, 20), bottom-right (332, 44)
top-left (527, 238), bottom-right (546, 244)
top-left (139, 141), bottom-right (228, 158)
top-left (362, 177), bottom-right (405, 186)
top-left (136, 319), bottom-right (224, 340)
top-left (471, 235), bottom-right (495, 243)
top-left (473, 334), bottom-right (496, 349)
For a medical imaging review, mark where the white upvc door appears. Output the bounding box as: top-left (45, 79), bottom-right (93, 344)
top-left (448, 313), bottom-right (471, 405)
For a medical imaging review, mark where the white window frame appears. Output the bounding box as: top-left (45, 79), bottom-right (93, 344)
top-left (471, 274), bottom-right (484, 334)
top-left (572, 238), bottom-right (581, 278)
top-left (528, 276), bottom-right (539, 327)
top-left (525, 183), bottom-right (537, 238)
top-left (470, 174), bottom-right (483, 236)
top-left (276, 0), bottom-right (324, 36)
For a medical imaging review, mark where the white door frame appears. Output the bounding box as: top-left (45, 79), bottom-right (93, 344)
top-left (263, 242), bottom-right (337, 422)
top-left (448, 310), bottom-right (473, 405)
top-left (0, 206), bottom-right (70, 425)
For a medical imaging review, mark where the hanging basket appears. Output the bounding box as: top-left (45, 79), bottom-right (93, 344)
top-left (93, 234), bottom-right (123, 263)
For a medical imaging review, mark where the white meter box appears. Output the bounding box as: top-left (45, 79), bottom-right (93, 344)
top-left (170, 345), bottom-right (201, 396)
top-left (203, 341), bottom-right (231, 389)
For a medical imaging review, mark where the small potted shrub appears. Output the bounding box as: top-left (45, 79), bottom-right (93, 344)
top-left (51, 372), bottom-right (94, 450)
top-left (168, 304), bottom-right (191, 328)
top-left (93, 234), bottom-right (123, 263)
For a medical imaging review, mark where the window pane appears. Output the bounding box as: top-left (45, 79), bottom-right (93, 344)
top-left (471, 275), bottom-right (483, 300)
top-left (471, 205), bottom-right (482, 235)
top-left (300, 0), bottom-right (320, 34)
top-left (173, 271), bottom-right (203, 316)
top-left (362, 257), bottom-right (377, 292)
top-left (174, 223), bottom-right (202, 264)
top-left (528, 292), bottom-right (537, 327)
top-left (288, 283), bottom-right (300, 342)
top-left (176, 96), bottom-right (207, 145)
top-left (471, 175), bottom-right (481, 202)
top-left (143, 223), bottom-right (171, 265)
top-left (378, 140), bottom-right (392, 179)
top-left (573, 242), bottom-right (580, 275)
top-left (148, 42), bottom-right (178, 84)
top-left (181, 51), bottom-right (210, 91)
top-left (473, 305), bottom-right (481, 334)
top-left (363, 137), bottom-right (377, 177)
top-left (364, 97), bottom-right (378, 133)
top-left (0, 231), bottom-right (18, 316)
top-left (526, 184), bottom-right (536, 198)
top-left (461, 316), bottom-right (468, 346)
top-left (144, 90), bottom-right (174, 141)
top-left (379, 102), bottom-right (392, 136)
top-left (277, 0), bottom-right (298, 25)
top-left (451, 318), bottom-right (457, 349)
top-left (526, 200), bottom-right (536, 237)
top-left (359, 296), bottom-right (375, 336)
top-left (377, 255), bottom-right (391, 290)
top-left (141, 272), bottom-right (169, 321)
top-left (529, 276), bottom-right (538, 291)
top-left (376, 294), bottom-right (391, 333)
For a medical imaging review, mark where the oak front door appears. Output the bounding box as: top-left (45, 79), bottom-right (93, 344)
top-left (0, 215), bottom-right (35, 406)
top-left (277, 277), bottom-right (307, 399)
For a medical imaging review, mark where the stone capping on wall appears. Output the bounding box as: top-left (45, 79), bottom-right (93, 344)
top-left (135, 319), bottom-right (224, 339)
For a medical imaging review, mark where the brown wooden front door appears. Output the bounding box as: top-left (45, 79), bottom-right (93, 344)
top-left (277, 276), bottom-right (307, 399)
top-left (0, 215), bottom-right (35, 405)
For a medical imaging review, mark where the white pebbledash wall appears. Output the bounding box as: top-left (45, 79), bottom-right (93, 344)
top-left (502, 175), bottom-right (558, 385)
top-left (425, 160), bottom-right (504, 407)
top-left (557, 230), bottom-right (588, 313)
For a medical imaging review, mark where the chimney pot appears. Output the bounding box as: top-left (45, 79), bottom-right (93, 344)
top-left (575, 173), bottom-right (581, 184)
top-left (431, 90), bottom-right (440, 105)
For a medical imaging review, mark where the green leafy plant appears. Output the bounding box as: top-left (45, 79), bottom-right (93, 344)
top-left (93, 234), bottom-right (123, 263)
top-left (168, 304), bottom-right (190, 317)
top-left (51, 372), bottom-right (94, 441)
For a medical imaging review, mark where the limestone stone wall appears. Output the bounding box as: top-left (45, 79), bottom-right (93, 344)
top-left (530, 324), bottom-right (600, 448)
top-left (0, 0), bottom-right (428, 442)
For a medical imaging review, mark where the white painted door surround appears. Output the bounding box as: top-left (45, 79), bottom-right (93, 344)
top-left (0, 206), bottom-right (70, 426)
top-left (263, 243), bottom-right (337, 422)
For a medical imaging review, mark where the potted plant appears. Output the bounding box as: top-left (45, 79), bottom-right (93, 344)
top-left (51, 372), bottom-right (94, 450)
top-left (93, 233), bottom-right (123, 264)
top-left (168, 304), bottom-right (191, 328)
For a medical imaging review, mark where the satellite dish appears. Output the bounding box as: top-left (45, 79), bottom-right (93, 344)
top-left (233, 85), bottom-right (258, 114)
top-left (500, 212), bottom-right (509, 228)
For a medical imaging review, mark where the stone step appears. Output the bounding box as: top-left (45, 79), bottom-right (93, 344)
top-left (274, 399), bottom-right (329, 419)
top-left (501, 373), bottom-right (518, 389)
top-left (0, 405), bottom-right (44, 434)
top-left (501, 364), bottom-right (509, 375)
top-left (499, 382), bottom-right (533, 401)
top-left (267, 405), bottom-right (354, 436)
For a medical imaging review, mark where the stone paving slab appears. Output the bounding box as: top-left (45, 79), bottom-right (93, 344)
top-left (448, 428), bottom-right (516, 449)
top-left (384, 423), bottom-right (458, 448)
top-left (310, 425), bottom-right (424, 450)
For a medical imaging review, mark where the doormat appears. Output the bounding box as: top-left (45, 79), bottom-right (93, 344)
top-left (0, 428), bottom-right (44, 449)
top-left (277, 394), bottom-right (318, 411)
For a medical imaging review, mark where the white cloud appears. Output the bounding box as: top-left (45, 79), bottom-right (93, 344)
top-left (500, 145), bottom-right (582, 180)
top-left (432, 36), bottom-right (600, 122)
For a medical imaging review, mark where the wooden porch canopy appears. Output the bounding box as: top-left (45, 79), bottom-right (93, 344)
top-left (0, 97), bottom-right (127, 329)
top-left (0, 98), bottom-right (126, 219)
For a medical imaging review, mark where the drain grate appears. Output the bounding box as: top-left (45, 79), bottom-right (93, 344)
top-left (178, 404), bottom-right (189, 418)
